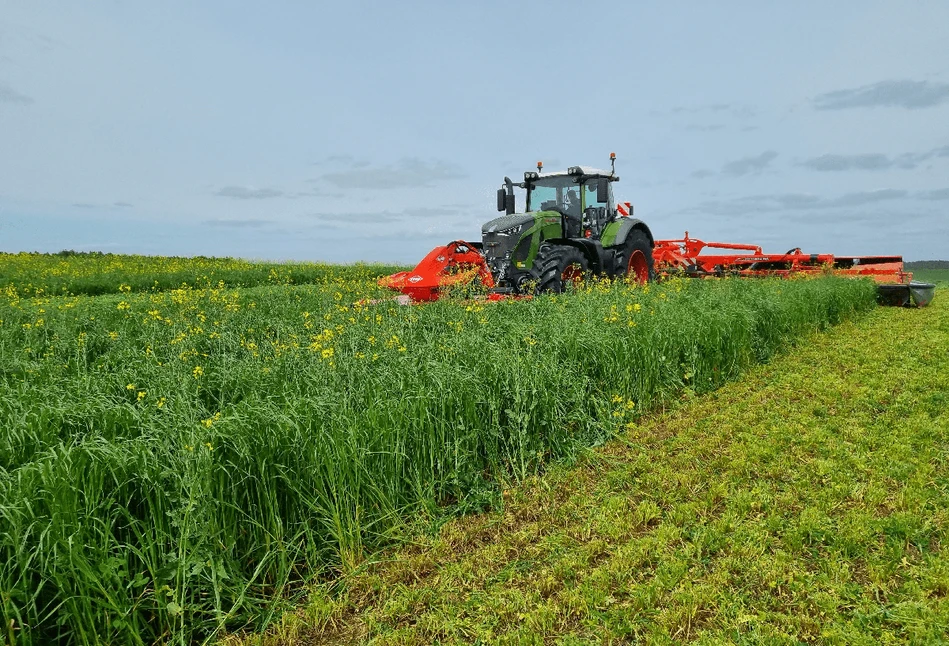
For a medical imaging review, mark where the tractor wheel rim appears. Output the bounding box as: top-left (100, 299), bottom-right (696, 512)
top-left (628, 250), bottom-right (648, 284)
top-left (562, 263), bottom-right (585, 286)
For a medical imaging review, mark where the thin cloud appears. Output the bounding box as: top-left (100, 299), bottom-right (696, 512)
top-left (310, 211), bottom-right (403, 225)
top-left (803, 153), bottom-right (892, 171)
top-left (920, 188), bottom-right (949, 201)
top-left (203, 218), bottom-right (270, 228)
top-left (721, 151), bottom-right (778, 177)
top-left (216, 186), bottom-right (284, 199)
top-left (691, 189), bottom-right (909, 217)
top-left (320, 158), bottom-right (467, 190)
top-left (0, 82), bottom-right (33, 105)
top-left (690, 169), bottom-right (714, 179)
top-left (801, 144), bottom-right (949, 171)
top-left (685, 124), bottom-right (725, 132)
top-left (826, 189), bottom-right (907, 207)
top-left (308, 205), bottom-right (462, 226)
top-left (785, 208), bottom-right (935, 226)
top-left (814, 80), bottom-right (949, 110)
top-left (653, 103), bottom-right (756, 120)
top-left (73, 201), bottom-right (135, 209)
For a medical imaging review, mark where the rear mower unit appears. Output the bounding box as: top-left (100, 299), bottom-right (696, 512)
top-left (652, 233), bottom-right (935, 307)
top-left (381, 156), bottom-right (934, 307)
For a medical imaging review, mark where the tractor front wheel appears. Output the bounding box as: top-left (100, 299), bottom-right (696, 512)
top-left (530, 243), bottom-right (590, 294)
top-left (615, 230), bottom-right (656, 284)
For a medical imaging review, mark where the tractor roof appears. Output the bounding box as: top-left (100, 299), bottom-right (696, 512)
top-left (527, 166), bottom-right (618, 181)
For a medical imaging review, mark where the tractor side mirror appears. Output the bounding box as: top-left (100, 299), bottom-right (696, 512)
top-left (497, 188), bottom-right (506, 212)
top-left (505, 193), bottom-right (515, 215)
top-left (596, 178), bottom-right (609, 204)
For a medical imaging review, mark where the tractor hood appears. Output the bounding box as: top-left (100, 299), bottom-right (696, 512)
top-left (482, 213), bottom-right (535, 235)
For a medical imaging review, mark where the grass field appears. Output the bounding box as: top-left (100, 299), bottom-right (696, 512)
top-left (0, 251), bottom-right (404, 297)
top-left (238, 279), bottom-right (949, 645)
top-left (911, 268), bottom-right (949, 286)
top-left (0, 256), bottom-right (892, 643)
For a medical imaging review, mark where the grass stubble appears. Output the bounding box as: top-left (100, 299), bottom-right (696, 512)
top-left (0, 261), bottom-right (893, 643)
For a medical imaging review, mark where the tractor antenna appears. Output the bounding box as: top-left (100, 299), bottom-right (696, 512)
top-left (609, 152), bottom-right (616, 177)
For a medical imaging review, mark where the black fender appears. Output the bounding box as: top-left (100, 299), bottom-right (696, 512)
top-left (613, 218), bottom-right (654, 248)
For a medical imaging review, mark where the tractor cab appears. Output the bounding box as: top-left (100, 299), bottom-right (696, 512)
top-left (521, 166), bottom-right (618, 238)
top-left (495, 164), bottom-right (619, 238)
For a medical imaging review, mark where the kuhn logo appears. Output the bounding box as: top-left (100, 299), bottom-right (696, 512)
top-left (408, 275), bottom-right (422, 283)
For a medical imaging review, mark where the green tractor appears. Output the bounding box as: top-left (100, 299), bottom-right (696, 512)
top-left (483, 155), bottom-right (656, 294)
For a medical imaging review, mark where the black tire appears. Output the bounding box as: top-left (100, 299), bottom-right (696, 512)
top-left (530, 243), bottom-right (590, 294)
top-left (614, 229), bottom-right (656, 284)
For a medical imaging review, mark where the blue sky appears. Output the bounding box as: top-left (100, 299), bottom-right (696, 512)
top-left (1, 1), bottom-right (947, 262)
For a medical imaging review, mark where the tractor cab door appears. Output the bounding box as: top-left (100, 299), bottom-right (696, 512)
top-left (582, 178), bottom-right (612, 237)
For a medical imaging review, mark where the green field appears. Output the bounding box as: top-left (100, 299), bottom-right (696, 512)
top-left (0, 256), bottom-right (905, 643)
top-left (240, 283), bottom-right (949, 645)
top-left (0, 251), bottom-right (404, 297)
top-left (910, 268), bottom-right (949, 286)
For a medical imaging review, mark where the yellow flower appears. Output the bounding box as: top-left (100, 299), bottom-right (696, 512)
top-left (156, 397), bottom-right (166, 409)
top-left (192, 365), bottom-right (204, 378)
top-left (126, 383), bottom-right (136, 391)
top-left (137, 390), bottom-right (146, 401)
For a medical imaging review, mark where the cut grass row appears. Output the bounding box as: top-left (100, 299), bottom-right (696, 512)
top-left (240, 284), bottom-right (949, 645)
top-left (0, 275), bottom-right (877, 643)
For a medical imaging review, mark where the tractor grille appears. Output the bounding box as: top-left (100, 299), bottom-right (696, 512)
top-left (481, 213), bottom-right (535, 281)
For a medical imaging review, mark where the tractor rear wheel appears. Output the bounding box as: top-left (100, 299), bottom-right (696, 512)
top-left (615, 229), bottom-right (656, 284)
top-left (530, 243), bottom-right (590, 294)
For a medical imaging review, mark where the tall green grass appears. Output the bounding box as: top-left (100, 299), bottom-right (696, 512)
top-left (0, 276), bottom-right (877, 643)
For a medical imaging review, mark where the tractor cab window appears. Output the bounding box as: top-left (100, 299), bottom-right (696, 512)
top-left (582, 178), bottom-right (611, 209)
top-left (526, 176), bottom-right (579, 214)
top-left (582, 177), bottom-right (612, 236)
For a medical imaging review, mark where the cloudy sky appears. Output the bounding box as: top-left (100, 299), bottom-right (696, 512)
top-left (1, 1), bottom-right (947, 262)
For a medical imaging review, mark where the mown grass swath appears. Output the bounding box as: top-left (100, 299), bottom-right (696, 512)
top-left (0, 268), bottom-right (877, 643)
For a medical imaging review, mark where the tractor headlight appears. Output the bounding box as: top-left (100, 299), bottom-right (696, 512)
top-left (495, 224), bottom-right (523, 236)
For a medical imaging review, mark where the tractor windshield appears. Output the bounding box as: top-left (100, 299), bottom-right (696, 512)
top-left (526, 176), bottom-right (580, 214)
